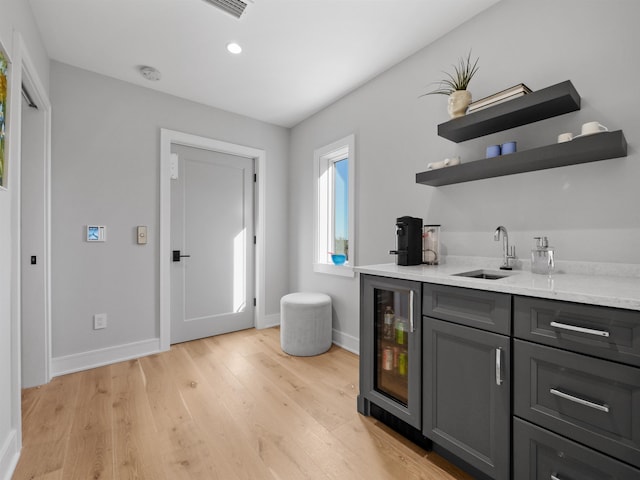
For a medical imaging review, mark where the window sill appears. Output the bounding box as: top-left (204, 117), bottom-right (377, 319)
top-left (313, 263), bottom-right (355, 278)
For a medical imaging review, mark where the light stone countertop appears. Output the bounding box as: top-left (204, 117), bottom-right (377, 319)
top-left (356, 259), bottom-right (640, 311)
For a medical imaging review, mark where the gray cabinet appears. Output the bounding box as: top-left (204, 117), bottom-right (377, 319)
top-left (423, 318), bottom-right (511, 480)
top-left (358, 274), bottom-right (422, 429)
top-left (514, 295), bottom-right (640, 477)
top-left (514, 296), bottom-right (640, 367)
top-left (514, 339), bottom-right (640, 468)
top-left (422, 284), bottom-right (511, 480)
top-left (423, 283), bottom-right (511, 334)
top-left (514, 418), bottom-right (640, 480)
top-left (359, 277), bottom-right (640, 479)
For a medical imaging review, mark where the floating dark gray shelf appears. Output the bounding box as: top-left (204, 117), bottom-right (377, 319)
top-left (438, 80), bottom-right (581, 143)
top-left (416, 131), bottom-right (627, 187)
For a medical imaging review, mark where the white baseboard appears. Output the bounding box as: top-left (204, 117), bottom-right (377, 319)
top-left (51, 338), bottom-right (161, 377)
top-left (49, 327), bottom-right (356, 378)
top-left (257, 313), bottom-right (281, 330)
top-left (332, 329), bottom-right (359, 355)
top-left (0, 429), bottom-right (19, 480)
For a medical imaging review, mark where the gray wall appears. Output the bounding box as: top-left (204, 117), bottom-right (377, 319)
top-left (289, 0), bottom-right (640, 346)
top-left (50, 61), bottom-right (290, 359)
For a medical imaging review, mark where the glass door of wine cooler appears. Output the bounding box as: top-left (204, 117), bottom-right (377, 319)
top-left (358, 275), bottom-right (421, 429)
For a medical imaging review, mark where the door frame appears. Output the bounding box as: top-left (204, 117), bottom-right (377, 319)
top-left (7, 31), bottom-right (52, 458)
top-left (159, 128), bottom-right (267, 351)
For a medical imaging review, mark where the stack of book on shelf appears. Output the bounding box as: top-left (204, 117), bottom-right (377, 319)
top-left (467, 83), bottom-right (532, 113)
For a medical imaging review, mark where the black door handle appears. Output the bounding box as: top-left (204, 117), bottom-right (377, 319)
top-left (172, 250), bottom-right (192, 262)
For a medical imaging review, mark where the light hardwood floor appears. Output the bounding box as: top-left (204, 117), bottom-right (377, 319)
top-left (14, 327), bottom-right (472, 480)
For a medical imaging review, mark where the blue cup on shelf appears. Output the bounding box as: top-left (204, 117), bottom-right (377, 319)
top-left (502, 141), bottom-right (517, 154)
top-left (486, 145), bottom-right (501, 158)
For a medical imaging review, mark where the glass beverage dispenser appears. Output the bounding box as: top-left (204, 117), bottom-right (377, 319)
top-left (423, 225), bottom-right (440, 265)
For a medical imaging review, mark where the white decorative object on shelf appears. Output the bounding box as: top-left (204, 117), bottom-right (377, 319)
top-left (427, 156), bottom-right (461, 170)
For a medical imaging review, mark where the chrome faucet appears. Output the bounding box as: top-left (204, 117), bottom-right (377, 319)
top-left (494, 226), bottom-right (516, 270)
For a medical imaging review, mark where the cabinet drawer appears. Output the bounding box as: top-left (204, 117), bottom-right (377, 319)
top-left (514, 296), bottom-right (640, 367)
top-left (514, 340), bottom-right (640, 468)
top-left (423, 283), bottom-right (511, 334)
top-left (514, 418), bottom-right (640, 479)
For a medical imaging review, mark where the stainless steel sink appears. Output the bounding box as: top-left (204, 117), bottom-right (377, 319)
top-left (452, 269), bottom-right (513, 280)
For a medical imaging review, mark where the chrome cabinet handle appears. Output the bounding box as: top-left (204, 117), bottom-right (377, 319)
top-left (495, 348), bottom-right (503, 386)
top-left (551, 474), bottom-right (561, 480)
top-left (409, 290), bottom-right (414, 333)
top-left (550, 388), bottom-right (610, 413)
top-left (550, 321), bottom-right (610, 338)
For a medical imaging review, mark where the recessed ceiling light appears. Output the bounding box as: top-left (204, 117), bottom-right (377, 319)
top-left (139, 65), bottom-right (161, 81)
top-left (226, 42), bottom-right (243, 54)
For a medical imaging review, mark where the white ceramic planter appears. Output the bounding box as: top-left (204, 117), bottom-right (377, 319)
top-left (448, 90), bottom-right (472, 119)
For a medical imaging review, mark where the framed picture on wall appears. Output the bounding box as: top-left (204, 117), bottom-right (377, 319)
top-left (0, 38), bottom-right (9, 189)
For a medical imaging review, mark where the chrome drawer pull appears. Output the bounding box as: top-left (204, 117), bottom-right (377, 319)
top-left (550, 321), bottom-right (610, 337)
top-left (550, 388), bottom-right (610, 413)
top-left (550, 475), bottom-right (561, 480)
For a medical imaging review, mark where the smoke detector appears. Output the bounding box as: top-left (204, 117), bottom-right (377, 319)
top-left (203, 0), bottom-right (253, 19)
top-left (139, 66), bottom-right (162, 81)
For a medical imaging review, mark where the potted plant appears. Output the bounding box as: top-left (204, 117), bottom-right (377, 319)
top-left (421, 51), bottom-right (479, 119)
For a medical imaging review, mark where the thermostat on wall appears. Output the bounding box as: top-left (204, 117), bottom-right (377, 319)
top-left (86, 225), bottom-right (106, 242)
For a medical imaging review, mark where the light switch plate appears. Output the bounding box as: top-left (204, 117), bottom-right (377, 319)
top-left (137, 226), bottom-right (148, 244)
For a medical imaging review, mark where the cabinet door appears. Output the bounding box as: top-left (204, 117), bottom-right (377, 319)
top-left (358, 275), bottom-right (422, 429)
top-left (423, 317), bottom-right (511, 480)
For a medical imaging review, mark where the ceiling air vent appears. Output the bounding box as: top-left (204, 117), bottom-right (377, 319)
top-left (203, 0), bottom-right (250, 19)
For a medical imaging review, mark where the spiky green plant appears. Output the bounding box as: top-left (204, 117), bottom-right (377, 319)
top-left (421, 51), bottom-right (479, 96)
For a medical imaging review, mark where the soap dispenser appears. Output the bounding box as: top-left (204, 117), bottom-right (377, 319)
top-left (531, 236), bottom-right (555, 275)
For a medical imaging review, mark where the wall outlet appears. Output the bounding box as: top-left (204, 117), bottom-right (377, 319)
top-left (94, 313), bottom-right (107, 330)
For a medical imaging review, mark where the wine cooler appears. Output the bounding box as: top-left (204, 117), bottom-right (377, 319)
top-left (358, 274), bottom-right (422, 429)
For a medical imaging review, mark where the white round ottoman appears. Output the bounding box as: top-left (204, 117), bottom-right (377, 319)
top-left (280, 292), bottom-right (332, 356)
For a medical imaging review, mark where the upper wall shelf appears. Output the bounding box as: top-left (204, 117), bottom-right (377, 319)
top-left (416, 131), bottom-right (627, 187)
top-left (438, 80), bottom-right (581, 143)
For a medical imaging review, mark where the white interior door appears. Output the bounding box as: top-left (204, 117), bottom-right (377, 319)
top-left (170, 144), bottom-right (254, 344)
top-left (20, 80), bottom-right (50, 388)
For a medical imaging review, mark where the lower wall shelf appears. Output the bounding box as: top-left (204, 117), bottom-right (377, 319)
top-left (416, 130), bottom-right (627, 187)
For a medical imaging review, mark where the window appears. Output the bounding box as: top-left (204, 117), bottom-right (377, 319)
top-left (314, 134), bottom-right (355, 276)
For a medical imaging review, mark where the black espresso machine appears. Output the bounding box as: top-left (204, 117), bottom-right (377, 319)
top-left (389, 216), bottom-right (423, 266)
